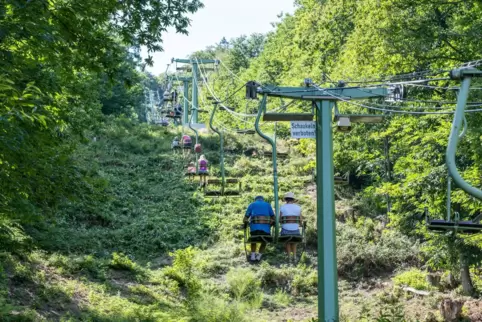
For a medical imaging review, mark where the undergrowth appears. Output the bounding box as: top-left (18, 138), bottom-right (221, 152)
top-left (0, 119), bottom-right (446, 321)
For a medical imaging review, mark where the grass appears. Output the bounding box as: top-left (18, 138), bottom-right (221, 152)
top-left (1, 118), bottom-right (479, 321)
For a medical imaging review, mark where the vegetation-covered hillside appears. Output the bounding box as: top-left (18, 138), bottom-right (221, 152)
top-left (2, 0), bottom-right (482, 321)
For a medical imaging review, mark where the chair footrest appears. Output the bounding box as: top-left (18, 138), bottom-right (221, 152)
top-left (248, 236), bottom-right (273, 243)
top-left (278, 235), bottom-right (303, 242)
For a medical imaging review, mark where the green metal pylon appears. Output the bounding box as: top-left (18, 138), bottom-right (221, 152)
top-left (175, 76), bottom-right (191, 125)
top-left (188, 110), bottom-right (199, 172)
top-left (192, 62), bottom-right (199, 123)
top-left (209, 102), bottom-right (226, 194)
top-left (172, 58), bottom-right (218, 123)
top-left (255, 95), bottom-right (280, 240)
top-left (255, 83), bottom-right (388, 322)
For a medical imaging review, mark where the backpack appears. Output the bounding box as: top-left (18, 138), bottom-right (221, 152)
top-left (194, 144), bottom-right (202, 153)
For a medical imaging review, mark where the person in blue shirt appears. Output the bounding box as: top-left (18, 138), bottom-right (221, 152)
top-left (243, 196), bottom-right (275, 261)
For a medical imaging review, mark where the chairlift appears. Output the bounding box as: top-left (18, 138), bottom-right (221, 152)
top-left (277, 217), bottom-right (307, 264)
top-left (243, 217), bottom-right (275, 262)
top-left (426, 208), bottom-right (482, 234)
top-left (204, 178), bottom-right (241, 197)
top-left (236, 129), bottom-right (256, 135)
top-left (333, 104), bottom-right (384, 132)
top-left (426, 70), bottom-right (482, 234)
top-left (312, 169), bottom-right (350, 186)
top-left (263, 113), bottom-right (314, 122)
top-left (262, 150), bottom-right (289, 159)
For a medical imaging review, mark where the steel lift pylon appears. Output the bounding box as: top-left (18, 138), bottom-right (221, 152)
top-left (248, 80), bottom-right (388, 321)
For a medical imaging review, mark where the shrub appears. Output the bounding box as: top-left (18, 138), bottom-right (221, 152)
top-left (109, 252), bottom-right (137, 271)
top-left (226, 267), bottom-right (263, 307)
top-left (109, 252), bottom-right (147, 280)
top-left (337, 223), bottom-right (419, 280)
top-left (190, 294), bottom-right (247, 322)
top-left (163, 247), bottom-right (201, 299)
top-left (292, 266), bottom-right (318, 296)
top-left (273, 290), bottom-right (290, 307)
top-left (393, 269), bottom-right (432, 291)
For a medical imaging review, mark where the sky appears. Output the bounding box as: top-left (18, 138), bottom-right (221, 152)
top-left (141, 0), bottom-right (295, 76)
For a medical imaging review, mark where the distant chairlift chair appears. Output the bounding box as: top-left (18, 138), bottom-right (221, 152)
top-left (311, 169), bottom-right (350, 186)
top-left (204, 178), bottom-right (241, 197)
top-left (426, 208), bottom-right (482, 234)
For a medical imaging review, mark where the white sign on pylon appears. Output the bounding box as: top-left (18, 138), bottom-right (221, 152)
top-left (290, 121), bottom-right (316, 139)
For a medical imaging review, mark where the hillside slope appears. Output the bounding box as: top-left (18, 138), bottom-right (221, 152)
top-left (1, 119), bottom-right (481, 321)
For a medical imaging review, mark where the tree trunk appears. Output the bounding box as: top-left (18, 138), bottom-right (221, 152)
top-left (460, 254), bottom-right (474, 296)
top-left (446, 271), bottom-right (458, 290)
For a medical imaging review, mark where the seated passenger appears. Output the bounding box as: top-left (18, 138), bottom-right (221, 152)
top-left (172, 90), bottom-right (178, 103)
top-left (187, 162), bottom-right (196, 181)
top-left (198, 155), bottom-right (209, 186)
top-left (171, 136), bottom-right (180, 149)
top-left (243, 196), bottom-right (275, 262)
top-left (181, 135), bottom-right (192, 155)
top-left (174, 104), bottom-right (183, 117)
top-left (280, 192), bottom-right (303, 261)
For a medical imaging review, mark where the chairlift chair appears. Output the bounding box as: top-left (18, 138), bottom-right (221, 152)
top-left (263, 113), bottom-right (314, 122)
top-left (425, 209), bottom-right (482, 234)
top-left (236, 129), bottom-right (256, 135)
top-left (203, 179), bottom-right (222, 197)
top-left (312, 169), bottom-right (350, 185)
top-left (243, 216), bottom-right (275, 262)
top-left (262, 150), bottom-right (289, 159)
top-left (203, 178), bottom-right (241, 197)
top-left (224, 178), bottom-right (241, 196)
top-left (333, 103), bottom-right (384, 132)
top-left (277, 216), bottom-right (307, 263)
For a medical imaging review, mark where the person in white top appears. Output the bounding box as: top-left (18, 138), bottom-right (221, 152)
top-left (279, 192), bottom-right (303, 260)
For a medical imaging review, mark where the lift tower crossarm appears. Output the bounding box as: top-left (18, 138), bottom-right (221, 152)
top-left (257, 85), bottom-right (388, 100)
top-left (172, 58), bottom-right (219, 123)
top-left (172, 58), bottom-right (219, 64)
top-left (175, 76), bottom-right (192, 81)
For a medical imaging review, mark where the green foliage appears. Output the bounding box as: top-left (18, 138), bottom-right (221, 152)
top-left (109, 253), bottom-right (147, 278)
top-left (164, 247), bottom-right (202, 299)
top-left (337, 222), bottom-right (419, 279)
top-left (31, 119), bottom-right (212, 257)
top-left (4, 0), bottom-right (482, 319)
top-left (393, 269), bottom-right (433, 291)
top-left (226, 267), bottom-right (263, 307)
top-left (0, 0), bottom-right (204, 250)
top-left (291, 265), bottom-right (318, 296)
top-left (190, 294), bottom-right (247, 322)
top-left (273, 290), bottom-right (291, 307)
top-left (193, 0), bottom-right (482, 287)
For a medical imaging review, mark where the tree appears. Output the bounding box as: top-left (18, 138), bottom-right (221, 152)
top-left (0, 0), bottom-right (205, 243)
